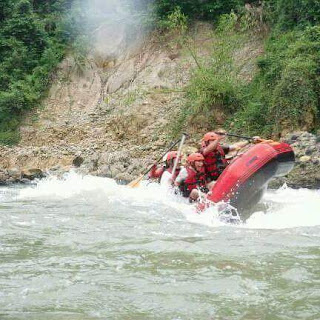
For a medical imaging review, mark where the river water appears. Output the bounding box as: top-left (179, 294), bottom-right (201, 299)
top-left (0, 171), bottom-right (319, 320)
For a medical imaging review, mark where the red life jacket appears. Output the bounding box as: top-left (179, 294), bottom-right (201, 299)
top-left (149, 166), bottom-right (164, 179)
top-left (202, 144), bottom-right (227, 181)
top-left (180, 166), bottom-right (207, 197)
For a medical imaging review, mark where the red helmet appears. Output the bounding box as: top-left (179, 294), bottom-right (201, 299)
top-left (187, 152), bottom-right (204, 163)
top-left (202, 132), bottom-right (219, 142)
top-left (163, 151), bottom-right (178, 162)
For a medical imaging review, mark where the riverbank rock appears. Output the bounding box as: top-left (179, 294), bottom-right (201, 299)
top-left (269, 131), bottom-right (320, 189)
top-left (21, 168), bottom-right (45, 180)
top-left (0, 166), bottom-right (46, 184)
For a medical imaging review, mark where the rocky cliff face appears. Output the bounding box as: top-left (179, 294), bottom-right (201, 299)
top-left (0, 24), bottom-right (318, 188)
top-left (0, 24), bottom-right (205, 183)
top-left (271, 132), bottom-right (320, 189)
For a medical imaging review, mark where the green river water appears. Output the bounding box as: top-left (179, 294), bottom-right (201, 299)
top-left (0, 172), bottom-right (319, 320)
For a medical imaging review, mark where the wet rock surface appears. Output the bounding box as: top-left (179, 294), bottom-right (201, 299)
top-left (0, 131), bottom-right (319, 189)
top-left (269, 131), bottom-right (320, 189)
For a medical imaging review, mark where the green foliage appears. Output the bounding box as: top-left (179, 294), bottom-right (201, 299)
top-left (185, 34), bottom-right (243, 117)
top-left (0, 117), bottom-right (20, 145)
top-left (216, 11), bottom-right (238, 32)
top-left (154, 0), bottom-right (247, 22)
top-left (231, 101), bottom-right (270, 134)
top-left (0, 130), bottom-right (20, 145)
top-left (157, 6), bottom-right (188, 33)
top-left (71, 36), bottom-right (90, 75)
top-left (176, 1), bottom-right (320, 137)
top-left (233, 25), bottom-right (320, 135)
top-left (170, 11), bottom-right (249, 134)
top-left (0, 0), bottom-right (72, 144)
top-left (265, 0), bottom-right (320, 30)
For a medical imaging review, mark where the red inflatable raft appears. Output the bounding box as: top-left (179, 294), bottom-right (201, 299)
top-left (206, 141), bottom-right (295, 220)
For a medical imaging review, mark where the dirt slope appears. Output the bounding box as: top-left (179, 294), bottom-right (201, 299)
top-left (0, 23), bottom-right (267, 183)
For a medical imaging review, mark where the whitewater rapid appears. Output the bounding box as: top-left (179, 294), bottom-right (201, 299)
top-left (12, 171), bottom-right (320, 229)
top-left (1, 171), bottom-right (320, 320)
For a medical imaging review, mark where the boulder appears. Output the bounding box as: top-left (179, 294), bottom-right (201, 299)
top-left (7, 168), bottom-right (21, 180)
top-left (21, 168), bottom-right (45, 180)
top-left (0, 170), bottom-right (9, 184)
top-left (299, 156), bottom-right (311, 163)
top-left (72, 155), bottom-right (84, 167)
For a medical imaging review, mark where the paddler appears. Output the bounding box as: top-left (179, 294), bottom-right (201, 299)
top-left (148, 163), bottom-right (164, 180)
top-left (174, 152), bottom-right (208, 201)
top-left (148, 151), bottom-right (182, 187)
top-left (159, 151), bottom-right (182, 187)
top-left (200, 130), bottom-right (261, 184)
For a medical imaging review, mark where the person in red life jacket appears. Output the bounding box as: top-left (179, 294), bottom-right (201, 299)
top-left (159, 151), bottom-right (182, 187)
top-left (200, 132), bottom-right (229, 184)
top-left (148, 163), bottom-right (164, 180)
top-left (148, 151), bottom-right (182, 186)
top-left (200, 131), bottom-right (261, 184)
top-left (174, 152), bottom-right (208, 201)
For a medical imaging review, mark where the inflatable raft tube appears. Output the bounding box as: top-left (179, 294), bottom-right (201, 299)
top-left (207, 142), bottom-right (295, 220)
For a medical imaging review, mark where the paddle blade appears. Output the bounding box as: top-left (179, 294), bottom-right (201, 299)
top-left (128, 175), bottom-right (144, 188)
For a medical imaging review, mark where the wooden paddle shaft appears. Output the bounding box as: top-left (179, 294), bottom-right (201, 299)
top-left (171, 134), bottom-right (186, 178)
top-left (215, 132), bottom-right (253, 141)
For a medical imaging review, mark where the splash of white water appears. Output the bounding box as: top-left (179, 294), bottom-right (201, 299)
top-left (244, 185), bottom-right (320, 229)
top-left (17, 172), bottom-right (320, 230)
top-left (18, 171), bottom-right (190, 208)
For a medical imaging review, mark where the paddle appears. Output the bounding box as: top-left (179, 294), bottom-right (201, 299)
top-left (215, 131), bottom-right (253, 141)
top-left (128, 136), bottom-right (183, 188)
top-left (215, 131), bottom-right (275, 144)
top-left (170, 133), bottom-right (187, 180)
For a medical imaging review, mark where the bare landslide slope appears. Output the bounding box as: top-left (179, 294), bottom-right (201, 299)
top-left (0, 24), bottom-right (219, 183)
top-left (1, 24), bottom-right (318, 188)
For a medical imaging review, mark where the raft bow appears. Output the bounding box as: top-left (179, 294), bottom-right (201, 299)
top-left (206, 141), bottom-right (295, 220)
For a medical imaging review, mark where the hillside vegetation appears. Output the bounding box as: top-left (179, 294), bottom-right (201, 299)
top-left (0, 0), bottom-right (319, 145)
top-left (155, 0), bottom-right (320, 137)
top-left (0, 0), bottom-right (76, 144)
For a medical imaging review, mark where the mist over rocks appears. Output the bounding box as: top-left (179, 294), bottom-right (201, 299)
top-left (79, 0), bottom-right (153, 62)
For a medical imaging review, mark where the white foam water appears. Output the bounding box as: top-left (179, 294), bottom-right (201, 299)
top-left (245, 185), bottom-right (320, 229)
top-left (16, 172), bottom-right (320, 230)
top-left (1, 172), bottom-right (320, 320)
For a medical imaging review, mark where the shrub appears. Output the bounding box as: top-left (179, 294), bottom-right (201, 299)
top-left (157, 6), bottom-right (188, 33)
top-left (233, 25), bottom-right (320, 135)
top-left (186, 67), bottom-right (242, 117)
top-left (270, 57), bottom-right (318, 132)
top-left (0, 0), bottom-right (72, 143)
top-left (154, 0), bottom-right (246, 21)
top-left (230, 101), bottom-right (271, 135)
top-left (0, 130), bottom-right (20, 145)
top-left (170, 11), bottom-right (249, 135)
top-left (265, 0), bottom-right (320, 30)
